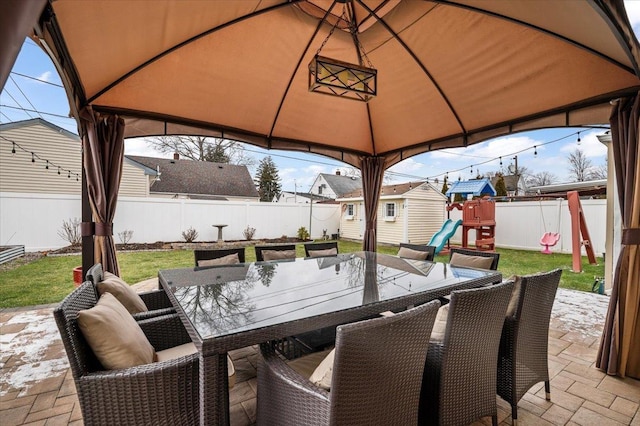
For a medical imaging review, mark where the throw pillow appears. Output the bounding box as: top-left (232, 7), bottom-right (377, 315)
top-left (397, 246), bottom-right (428, 260)
top-left (449, 252), bottom-right (494, 270)
top-left (308, 248), bottom-right (338, 258)
top-left (78, 292), bottom-right (156, 370)
top-left (262, 249), bottom-right (296, 261)
top-left (309, 348), bottom-right (335, 390)
top-left (98, 272), bottom-right (148, 314)
top-left (197, 253), bottom-right (240, 267)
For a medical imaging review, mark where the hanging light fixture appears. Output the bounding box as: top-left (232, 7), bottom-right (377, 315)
top-left (577, 131), bottom-right (581, 145)
top-left (12, 142), bottom-right (16, 154)
top-left (534, 145), bottom-right (538, 156)
top-left (308, 2), bottom-right (377, 102)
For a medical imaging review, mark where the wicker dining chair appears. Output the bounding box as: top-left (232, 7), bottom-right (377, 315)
top-left (257, 300), bottom-right (441, 426)
top-left (53, 282), bottom-right (200, 425)
top-left (419, 281), bottom-right (514, 426)
top-left (304, 241), bottom-right (338, 257)
top-left (449, 247), bottom-right (500, 270)
top-left (255, 244), bottom-right (296, 261)
top-left (194, 247), bottom-right (246, 266)
top-left (497, 269), bottom-right (562, 425)
top-left (86, 263), bottom-right (174, 321)
top-left (398, 243), bottom-right (436, 261)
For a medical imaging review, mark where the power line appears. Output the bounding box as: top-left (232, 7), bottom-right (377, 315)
top-left (9, 75), bottom-right (43, 120)
top-left (2, 91), bottom-right (35, 119)
top-left (0, 104), bottom-right (72, 120)
top-left (10, 71), bottom-right (64, 88)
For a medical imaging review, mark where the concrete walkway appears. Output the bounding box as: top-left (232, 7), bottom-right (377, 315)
top-left (1, 285), bottom-right (638, 425)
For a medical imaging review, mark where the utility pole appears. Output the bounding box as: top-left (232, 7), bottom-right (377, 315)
top-left (512, 155), bottom-right (519, 195)
top-left (294, 179), bottom-right (297, 204)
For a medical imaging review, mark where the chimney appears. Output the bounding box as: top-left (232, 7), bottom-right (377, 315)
top-left (335, 170), bottom-right (341, 176)
top-left (173, 153), bottom-right (179, 160)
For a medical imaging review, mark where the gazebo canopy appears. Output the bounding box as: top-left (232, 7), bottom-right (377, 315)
top-left (6, 0), bottom-right (638, 168)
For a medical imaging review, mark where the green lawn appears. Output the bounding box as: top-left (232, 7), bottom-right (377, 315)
top-left (0, 242), bottom-right (603, 308)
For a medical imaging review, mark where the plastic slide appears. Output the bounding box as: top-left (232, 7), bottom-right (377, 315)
top-left (428, 219), bottom-right (463, 254)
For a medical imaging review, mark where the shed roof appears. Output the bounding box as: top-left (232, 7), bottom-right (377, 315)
top-left (339, 181), bottom-right (442, 199)
top-left (125, 155), bottom-right (258, 198)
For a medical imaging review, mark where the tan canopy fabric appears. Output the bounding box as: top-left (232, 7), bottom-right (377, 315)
top-left (30, 0), bottom-right (640, 167)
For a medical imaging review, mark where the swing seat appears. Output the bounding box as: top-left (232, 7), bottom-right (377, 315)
top-left (540, 232), bottom-right (560, 254)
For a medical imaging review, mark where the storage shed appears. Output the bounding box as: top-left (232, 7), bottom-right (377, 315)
top-left (337, 181), bottom-right (447, 245)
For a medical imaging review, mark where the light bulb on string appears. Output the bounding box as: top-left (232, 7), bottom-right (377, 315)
top-left (534, 146), bottom-right (537, 156)
top-left (76, 175), bottom-right (79, 182)
top-left (68, 170), bottom-right (71, 178)
top-left (31, 152), bottom-right (35, 163)
top-left (458, 175), bottom-right (461, 181)
top-left (46, 160), bottom-right (49, 170)
top-left (12, 142), bottom-right (16, 154)
top-left (577, 132), bottom-right (581, 145)
top-left (499, 156), bottom-right (502, 166)
top-left (470, 165), bottom-right (473, 174)
top-left (57, 166), bottom-right (61, 175)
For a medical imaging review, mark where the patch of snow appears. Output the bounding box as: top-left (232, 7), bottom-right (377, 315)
top-left (0, 309), bottom-right (69, 396)
top-left (552, 288), bottom-right (609, 340)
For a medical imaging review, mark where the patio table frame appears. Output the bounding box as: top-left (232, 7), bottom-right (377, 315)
top-left (158, 251), bottom-right (502, 425)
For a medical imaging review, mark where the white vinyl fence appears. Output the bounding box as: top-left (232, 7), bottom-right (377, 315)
top-left (1, 192), bottom-right (608, 255)
top-left (0, 193), bottom-right (341, 252)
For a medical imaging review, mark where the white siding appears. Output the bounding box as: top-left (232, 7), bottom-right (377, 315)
top-left (0, 122), bottom-right (82, 194)
top-left (339, 202), bottom-right (362, 239)
top-left (377, 198), bottom-right (405, 244)
top-left (406, 198), bottom-right (446, 244)
top-left (119, 161), bottom-right (149, 197)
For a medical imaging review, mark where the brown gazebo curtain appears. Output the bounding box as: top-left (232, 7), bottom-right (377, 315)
top-left (80, 107), bottom-right (125, 276)
top-left (597, 92), bottom-right (640, 379)
top-left (360, 156), bottom-right (385, 252)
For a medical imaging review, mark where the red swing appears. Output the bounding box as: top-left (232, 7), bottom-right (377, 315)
top-left (539, 200), bottom-right (561, 254)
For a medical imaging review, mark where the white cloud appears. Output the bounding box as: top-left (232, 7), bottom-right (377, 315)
top-left (124, 137), bottom-right (169, 157)
top-left (36, 71), bottom-right (52, 83)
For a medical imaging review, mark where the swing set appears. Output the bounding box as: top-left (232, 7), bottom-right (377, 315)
top-left (537, 190), bottom-right (597, 272)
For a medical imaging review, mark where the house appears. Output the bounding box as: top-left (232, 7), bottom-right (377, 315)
top-left (337, 181), bottom-right (447, 245)
top-left (276, 191), bottom-right (333, 204)
top-left (490, 174), bottom-right (527, 196)
top-left (0, 119), bottom-right (147, 196)
top-left (309, 171), bottom-right (362, 199)
top-left (126, 154), bottom-right (259, 201)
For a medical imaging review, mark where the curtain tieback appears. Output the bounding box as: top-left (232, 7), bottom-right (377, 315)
top-left (81, 222), bottom-right (94, 237)
top-left (622, 227), bottom-right (640, 245)
top-left (95, 222), bottom-right (113, 236)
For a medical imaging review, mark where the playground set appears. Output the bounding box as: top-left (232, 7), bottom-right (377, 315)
top-left (428, 178), bottom-right (597, 272)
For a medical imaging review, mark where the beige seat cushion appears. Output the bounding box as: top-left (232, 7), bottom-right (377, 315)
top-left (430, 304), bottom-right (449, 341)
top-left (287, 348), bottom-right (334, 390)
top-left (99, 271), bottom-right (148, 314)
top-left (397, 246), bottom-right (429, 260)
top-left (262, 249), bottom-right (296, 261)
top-left (308, 248), bottom-right (338, 258)
top-left (505, 275), bottom-right (523, 318)
top-left (197, 253), bottom-right (240, 267)
top-left (450, 252), bottom-right (494, 270)
top-left (78, 292), bottom-right (155, 370)
top-left (155, 343), bottom-right (236, 388)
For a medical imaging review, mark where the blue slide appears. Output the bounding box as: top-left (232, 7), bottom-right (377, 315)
top-left (428, 219), bottom-right (462, 254)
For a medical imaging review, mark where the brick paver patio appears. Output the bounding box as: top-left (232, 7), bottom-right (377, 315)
top-left (1, 283), bottom-right (638, 425)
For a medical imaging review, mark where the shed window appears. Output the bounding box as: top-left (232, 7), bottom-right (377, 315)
top-left (384, 202), bottom-right (396, 221)
top-left (345, 203), bottom-right (355, 219)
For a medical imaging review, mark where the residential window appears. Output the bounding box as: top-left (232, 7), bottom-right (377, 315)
top-left (384, 202), bottom-right (396, 221)
top-left (345, 203), bottom-right (355, 219)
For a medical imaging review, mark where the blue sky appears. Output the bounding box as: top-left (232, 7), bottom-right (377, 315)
top-left (2, 4), bottom-right (640, 193)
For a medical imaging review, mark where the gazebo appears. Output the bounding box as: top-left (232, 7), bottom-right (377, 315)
top-left (1, 0), bottom-right (638, 380)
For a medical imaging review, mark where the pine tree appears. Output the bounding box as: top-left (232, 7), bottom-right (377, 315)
top-left (441, 179), bottom-right (449, 195)
top-left (255, 156), bottom-right (282, 202)
top-left (495, 174), bottom-right (508, 196)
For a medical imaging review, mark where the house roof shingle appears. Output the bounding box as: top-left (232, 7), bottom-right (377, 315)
top-left (319, 173), bottom-right (362, 197)
top-left (125, 155), bottom-right (259, 198)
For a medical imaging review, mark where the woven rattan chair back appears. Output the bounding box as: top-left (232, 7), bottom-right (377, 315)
top-left (53, 282), bottom-right (102, 380)
top-left (194, 247), bottom-right (245, 266)
top-left (258, 300), bottom-right (440, 426)
top-left (398, 243), bottom-right (436, 261)
top-left (304, 241), bottom-right (338, 257)
top-left (420, 281), bottom-right (514, 426)
top-left (85, 263), bottom-right (103, 300)
top-left (255, 244), bottom-right (296, 262)
top-left (449, 247), bottom-right (500, 270)
top-left (497, 269), bottom-right (562, 424)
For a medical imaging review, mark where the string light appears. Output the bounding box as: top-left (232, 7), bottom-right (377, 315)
top-left (1, 136), bottom-right (80, 181)
top-left (499, 156), bottom-right (502, 166)
top-left (534, 145), bottom-right (537, 156)
top-left (470, 165), bottom-right (473, 174)
top-left (577, 132), bottom-right (581, 145)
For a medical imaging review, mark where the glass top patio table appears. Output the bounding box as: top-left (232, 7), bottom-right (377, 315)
top-left (158, 251), bottom-right (502, 425)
